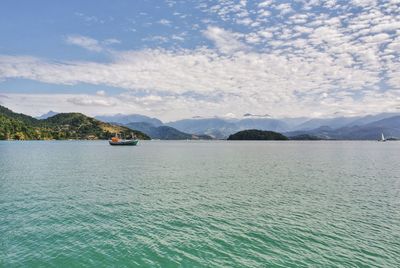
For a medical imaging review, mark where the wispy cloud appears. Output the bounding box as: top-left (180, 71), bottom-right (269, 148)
top-left (66, 35), bottom-right (103, 52)
top-left (158, 19), bottom-right (172, 26)
top-left (67, 95), bottom-right (117, 107)
top-left (65, 35), bottom-right (120, 52)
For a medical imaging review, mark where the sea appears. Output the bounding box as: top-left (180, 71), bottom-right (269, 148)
top-left (1, 140), bottom-right (399, 267)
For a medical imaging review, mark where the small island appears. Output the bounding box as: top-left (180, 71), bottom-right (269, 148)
top-left (227, 129), bottom-right (289, 140)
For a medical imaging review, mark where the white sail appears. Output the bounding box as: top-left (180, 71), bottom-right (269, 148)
top-left (381, 133), bottom-right (385, 141)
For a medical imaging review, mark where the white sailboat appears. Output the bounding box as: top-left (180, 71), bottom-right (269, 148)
top-left (379, 133), bottom-right (386, 142)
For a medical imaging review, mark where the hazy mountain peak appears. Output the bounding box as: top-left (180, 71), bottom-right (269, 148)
top-left (37, 110), bottom-right (59, 120)
top-left (243, 113), bottom-right (271, 118)
top-left (95, 113), bottom-right (163, 126)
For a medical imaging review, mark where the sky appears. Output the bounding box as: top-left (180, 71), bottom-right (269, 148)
top-left (0, 0), bottom-right (399, 121)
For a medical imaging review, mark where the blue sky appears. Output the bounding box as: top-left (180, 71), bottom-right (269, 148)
top-left (0, 0), bottom-right (399, 120)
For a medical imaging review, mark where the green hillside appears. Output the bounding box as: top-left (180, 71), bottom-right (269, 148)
top-left (0, 105), bottom-right (40, 125)
top-left (0, 105), bottom-right (150, 140)
top-left (0, 114), bottom-right (41, 140)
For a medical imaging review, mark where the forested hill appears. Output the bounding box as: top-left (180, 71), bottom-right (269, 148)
top-left (227, 129), bottom-right (289, 140)
top-left (0, 105), bottom-right (150, 140)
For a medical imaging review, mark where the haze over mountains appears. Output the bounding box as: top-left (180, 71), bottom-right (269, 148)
top-left (287, 116), bottom-right (400, 140)
top-left (95, 114), bottom-right (212, 140)
top-left (96, 114), bottom-right (163, 127)
top-left (3, 106), bottom-right (399, 140)
top-left (94, 112), bottom-right (400, 140)
top-left (124, 122), bottom-right (212, 140)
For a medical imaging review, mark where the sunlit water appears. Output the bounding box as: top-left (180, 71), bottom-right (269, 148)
top-left (1, 141), bottom-right (399, 267)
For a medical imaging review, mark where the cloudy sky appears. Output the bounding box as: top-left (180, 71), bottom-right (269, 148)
top-left (0, 0), bottom-right (399, 121)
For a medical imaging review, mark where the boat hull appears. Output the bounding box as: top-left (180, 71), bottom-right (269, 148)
top-left (109, 140), bottom-right (139, 146)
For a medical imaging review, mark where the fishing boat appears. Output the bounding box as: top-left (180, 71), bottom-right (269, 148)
top-left (378, 133), bottom-right (386, 142)
top-left (109, 133), bottom-right (138, 146)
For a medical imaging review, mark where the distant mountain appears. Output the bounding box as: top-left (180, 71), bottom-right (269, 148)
top-left (289, 113), bottom-right (400, 131)
top-left (96, 114), bottom-right (163, 126)
top-left (125, 122), bottom-right (212, 140)
top-left (236, 118), bottom-right (289, 132)
top-left (228, 129), bottom-right (288, 140)
top-left (286, 126), bottom-right (336, 140)
top-left (167, 117), bottom-right (296, 138)
top-left (0, 105), bottom-right (149, 140)
top-left (338, 115), bottom-right (400, 140)
top-left (98, 112), bottom-right (400, 139)
top-left (37, 110), bottom-right (58, 119)
top-left (278, 117), bottom-right (310, 129)
top-left (344, 113), bottom-right (400, 127)
top-left (286, 115), bottom-right (400, 140)
top-left (166, 118), bottom-right (238, 139)
top-left (292, 116), bottom-right (362, 131)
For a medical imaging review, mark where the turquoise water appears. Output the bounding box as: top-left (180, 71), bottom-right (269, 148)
top-left (1, 140), bottom-right (399, 267)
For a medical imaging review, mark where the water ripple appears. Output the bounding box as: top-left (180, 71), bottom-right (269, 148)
top-left (1, 141), bottom-right (400, 267)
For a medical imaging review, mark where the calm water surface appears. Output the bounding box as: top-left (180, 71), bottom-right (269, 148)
top-left (1, 141), bottom-right (399, 267)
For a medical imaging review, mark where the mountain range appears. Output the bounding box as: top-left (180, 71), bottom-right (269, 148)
top-left (96, 114), bottom-right (213, 140)
top-left (95, 112), bottom-right (400, 140)
top-left (124, 122), bottom-right (212, 140)
top-left (5, 108), bottom-right (397, 140)
top-left (286, 116), bottom-right (400, 140)
top-left (165, 115), bottom-right (400, 140)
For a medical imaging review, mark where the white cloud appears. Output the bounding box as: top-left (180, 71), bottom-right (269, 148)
top-left (258, 1), bottom-right (273, 8)
top-left (66, 35), bottom-right (102, 52)
top-left (0, 94), bottom-right (120, 117)
top-left (258, 9), bottom-right (271, 17)
top-left (236, 17), bottom-right (253, 26)
top-left (96, 90), bottom-right (106, 96)
top-left (370, 22), bottom-right (400, 34)
top-left (142, 35), bottom-right (169, 43)
top-left (158, 19), bottom-right (171, 26)
top-left (224, 112), bottom-right (237, 118)
top-left (351, 0), bottom-right (377, 7)
top-left (103, 38), bottom-right (121, 45)
top-left (258, 30), bottom-right (273, 39)
top-left (203, 26), bottom-right (246, 54)
top-left (67, 95), bottom-right (116, 107)
top-left (361, 33), bottom-right (391, 43)
top-left (275, 3), bottom-right (292, 15)
top-left (65, 35), bottom-right (121, 52)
